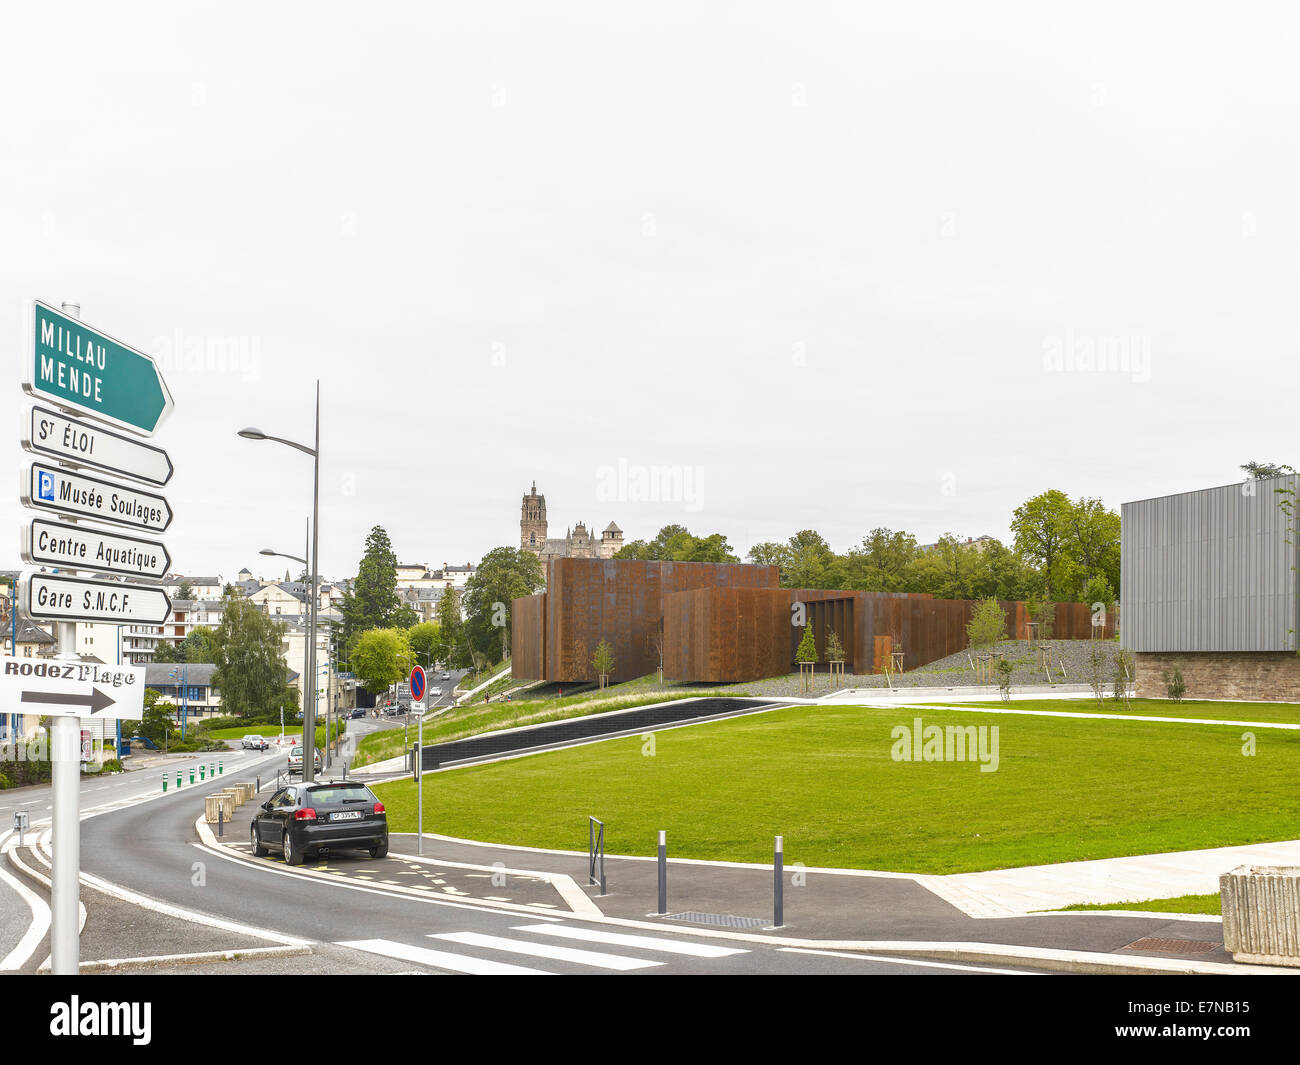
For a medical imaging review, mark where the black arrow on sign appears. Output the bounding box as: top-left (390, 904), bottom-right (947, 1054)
top-left (21, 688), bottom-right (117, 714)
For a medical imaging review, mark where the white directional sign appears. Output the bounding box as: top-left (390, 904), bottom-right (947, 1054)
top-left (23, 518), bottom-right (171, 580)
top-left (23, 462), bottom-right (172, 532)
top-left (24, 406), bottom-right (173, 486)
top-left (28, 573), bottom-right (172, 625)
top-left (0, 656), bottom-right (145, 720)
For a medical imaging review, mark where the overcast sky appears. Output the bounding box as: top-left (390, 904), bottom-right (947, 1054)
top-left (3, 1), bottom-right (1296, 581)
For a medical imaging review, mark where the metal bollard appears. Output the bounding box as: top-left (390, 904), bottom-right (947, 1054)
top-left (162, 774), bottom-right (167, 793)
top-left (256, 775), bottom-right (260, 794)
top-left (199, 764), bottom-right (205, 782)
top-left (773, 835), bottom-right (784, 928)
top-left (190, 767), bottom-right (195, 785)
top-left (218, 760), bottom-right (223, 776)
top-left (657, 830), bottom-right (667, 916)
top-left (176, 770), bottom-right (182, 789)
top-left (218, 804), bottom-right (223, 838)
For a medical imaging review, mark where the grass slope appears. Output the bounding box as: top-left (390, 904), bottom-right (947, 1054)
top-left (374, 703), bottom-right (1300, 874)
top-left (1056, 893), bottom-right (1222, 915)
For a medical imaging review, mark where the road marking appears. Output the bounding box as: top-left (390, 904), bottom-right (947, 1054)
top-left (0, 839), bottom-right (50, 971)
top-left (511, 923), bottom-right (748, 958)
top-left (339, 938), bottom-right (550, 975)
top-left (780, 947), bottom-right (1041, 974)
top-left (431, 931), bottom-right (663, 971)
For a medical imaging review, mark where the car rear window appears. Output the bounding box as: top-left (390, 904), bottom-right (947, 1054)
top-left (307, 784), bottom-right (375, 804)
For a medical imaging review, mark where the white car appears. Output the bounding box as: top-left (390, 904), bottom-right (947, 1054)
top-left (241, 735), bottom-right (269, 751)
top-left (286, 746), bottom-right (322, 775)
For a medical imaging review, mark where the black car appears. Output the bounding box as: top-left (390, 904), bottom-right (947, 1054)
top-left (250, 780), bottom-right (388, 866)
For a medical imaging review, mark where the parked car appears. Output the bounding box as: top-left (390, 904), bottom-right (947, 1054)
top-left (286, 745), bottom-right (322, 775)
top-left (241, 735), bottom-right (270, 751)
top-left (249, 779), bottom-right (388, 865)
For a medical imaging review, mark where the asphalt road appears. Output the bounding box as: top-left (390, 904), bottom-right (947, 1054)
top-left (32, 757), bottom-right (1053, 975)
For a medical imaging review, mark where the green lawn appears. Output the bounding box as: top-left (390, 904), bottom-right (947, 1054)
top-left (373, 703), bottom-right (1300, 874)
top-left (924, 698), bottom-right (1300, 725)
top-left (1056, 893), bottom-right (1222, 915)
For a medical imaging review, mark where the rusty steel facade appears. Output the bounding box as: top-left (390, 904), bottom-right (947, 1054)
top-left (512, 557), bottom-right (778, 684)
top-left (514, 557), bottom-right (1118, 684)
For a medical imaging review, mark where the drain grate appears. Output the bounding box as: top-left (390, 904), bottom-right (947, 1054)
top-left (666, 911), bottom-right (769, 929)
top-left (1121, 937), bottom-right (1218, 955)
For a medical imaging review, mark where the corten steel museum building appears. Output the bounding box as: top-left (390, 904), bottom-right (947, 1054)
top-left (1121, 474), bottom-right (1300, 700)
top-left (513, 557), bottom-right (1113, 685)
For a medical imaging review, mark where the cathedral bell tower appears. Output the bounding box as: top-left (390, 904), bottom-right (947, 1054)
top-left (521, 480), bottom-right (547, 555)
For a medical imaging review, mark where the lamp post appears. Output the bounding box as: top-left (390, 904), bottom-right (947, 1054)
top-left (240, 382), bottom-right (321, 782)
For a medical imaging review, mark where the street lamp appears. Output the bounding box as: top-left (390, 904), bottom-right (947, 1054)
top-left (238, 382), bottom-right (321, 782)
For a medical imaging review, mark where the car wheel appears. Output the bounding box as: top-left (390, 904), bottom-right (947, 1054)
top-left (283, 828), bottom-right (304, 866)
top-left (368, 839), bottom-right (388, 860)
top-left (251, 821), bottom-right (268, 857)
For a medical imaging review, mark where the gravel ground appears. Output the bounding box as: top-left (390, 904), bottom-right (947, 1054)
top-left (717, 640), bottom-right (1123, 699)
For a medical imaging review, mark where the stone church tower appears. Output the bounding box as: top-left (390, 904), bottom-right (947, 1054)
top-left (520, 481), bottom-right (547, 553)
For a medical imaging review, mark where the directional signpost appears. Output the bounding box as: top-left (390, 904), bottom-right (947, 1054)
top-left (24, 462), bottom-right (172, 532)
top-left (17, 299), bottom-right (176, 976)
top-left (24, 300), bottom-right (174, 436)
top-left (25, 406), bottom-right (174, 486)
top-left (24, 518), bottom-right (171, 580)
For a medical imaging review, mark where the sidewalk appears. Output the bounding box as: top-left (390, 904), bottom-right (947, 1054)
top-left (377, 830), bottom-right (1298, 974)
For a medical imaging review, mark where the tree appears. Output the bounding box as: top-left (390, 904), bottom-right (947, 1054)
top-left (781, 530), bottom-right (841, 589)
top-left (616, 525), bottom-right (740, 563)
top-left (152, 639), bottom-right (178, 664)
top-left (1065, 498), bottom-right (1121, 599)
top-left (181, 626), bottom-right (217, 663)
top-left (1010, 490), bottom-right (1074, 599)
top-left (966, 598), bottom-right (1007, 650)
top-left (840, 528), bottom-right (919, 592)
top-left (433, 586), bottom-right (468, 669)
top-left (825, 628), bottom-right (845, 662)
top-left (140, 689), bottom-right (177, 748)
top-left (211, 592), bottom-right (294, 718)
top-left (591, 638), bottom-right (615, 682)
top-left (177, 580), bottom-right (194, 600)
top-left (795, 622), bottom-right (818, 664)
top-left (351, 627), bottom-right (415, 695)
top-left (407, 621), bottom-right (440, 668)
top-left (1242, 461), bottom-right (1290, 478)
top-left (462, 547), bottom-right (545, 664)
top-left (340, 526), bottom-right (401, 646)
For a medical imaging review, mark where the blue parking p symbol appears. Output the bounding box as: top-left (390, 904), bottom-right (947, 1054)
top-left (37, 471), bottom-right (54, 501)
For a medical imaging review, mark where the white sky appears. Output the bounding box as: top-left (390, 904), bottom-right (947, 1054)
top-left (3, 1), bottom-right (1296, 580)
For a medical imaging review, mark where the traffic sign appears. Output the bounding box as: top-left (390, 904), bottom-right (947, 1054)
top-left (23, 518), bottom-right (171, 580)
top-left (23, 462), bottom-right (172, 532)
top-left (27, 573), bottom-right (172, 625)
top-left (24, 405), bottom-right (174, 486)
top-left (0, 656), bottom-right (146, 720)
top-left (24, 300), bottom-right (174, 436)
top-left (410, 666), bottom-right (426, 703)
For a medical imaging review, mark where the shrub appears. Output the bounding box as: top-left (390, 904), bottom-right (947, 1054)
top-left (996, 658), bottom-right (1013, 703)
top-left (1162, 665), bottom-right (1186, 702)
top-left (1113, 648), bottom-right (1134, 701)
top-left (966, 598), bottom-right (1008, 651)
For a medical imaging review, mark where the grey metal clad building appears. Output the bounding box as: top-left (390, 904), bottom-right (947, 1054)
top-left (1121, 473), bottom-right (1300, 699)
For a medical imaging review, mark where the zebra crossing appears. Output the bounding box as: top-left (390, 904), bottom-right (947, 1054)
top-left (339, 922), bottom-right (749, 975)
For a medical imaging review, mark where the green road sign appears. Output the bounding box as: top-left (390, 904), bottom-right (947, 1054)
top-left (23, 300), bottom-right (174, 437)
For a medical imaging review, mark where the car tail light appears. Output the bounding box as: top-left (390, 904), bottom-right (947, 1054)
top-left (373, 802), bottom-right (385, 814)
top-left (294, 808), bottom-right (317, 821)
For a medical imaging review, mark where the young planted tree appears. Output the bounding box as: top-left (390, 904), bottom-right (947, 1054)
top-left (1086, 643), bottom-right (1109, 707)
top-left (825, 628), bottom-right (845, 662)
top-left (1113, 648), bottom-right (1134, 703)
top-left (591, 639), bottom-right (615, 688)
top-left (966, 598), bottom-right (1007, 650)
top-left (794, 621), bottom-right (818, 692)
top-left (996, 658), bottom-right (1013, 703)
top-left (1162, 664), bottom-right (1187, 702)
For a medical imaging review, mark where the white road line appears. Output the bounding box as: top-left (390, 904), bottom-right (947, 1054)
top-left (339, 938), bottom-right (551, 975)
top-left (432, 931), bottom-right (664, 971)
top-left (512, 923), bottom-right (747, 958)
top-left (0, 841), bottom-right (50, 972)
top-left (781, 947), bottom-right (1041, 974)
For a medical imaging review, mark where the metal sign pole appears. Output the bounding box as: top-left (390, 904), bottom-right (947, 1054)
top-left (417, 701), bottom-right (423, 856)
top-left (49, 301), bottom-right (81, 977)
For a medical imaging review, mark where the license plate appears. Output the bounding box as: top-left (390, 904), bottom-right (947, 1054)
top-left (330, 811), bottom-right (361, 822)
